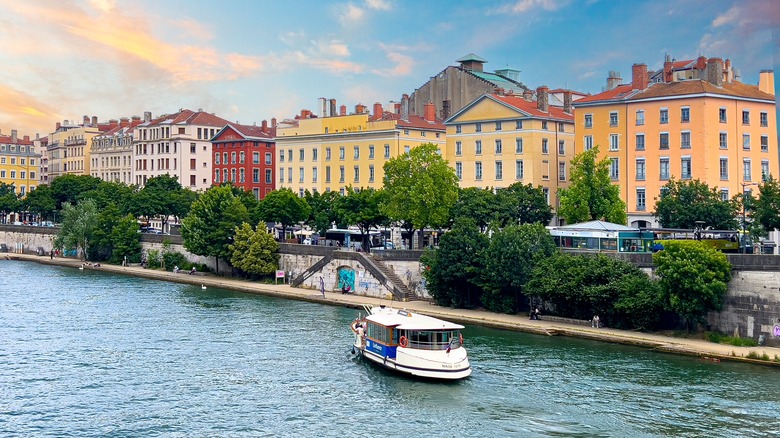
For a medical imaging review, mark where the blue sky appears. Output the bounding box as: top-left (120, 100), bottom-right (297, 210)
top-left (0, 0), bottom-right (777, 137)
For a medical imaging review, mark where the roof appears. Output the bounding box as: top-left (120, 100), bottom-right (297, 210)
top-left (469, 70), bottom-right (526, 93)
top-left (142, 109), bottom-right (231, 128)
top-left (447, 94), bottom-right (573, 123)
top-left (575, 79), bottom-right (774, 106)
top-left (553, 220), bottom-right (638, 232)
top-left (456, 53), bottom-right (487, 63)
top-left (214, 123), bottom-right (274, 141)
top-left (0, 135), bottom-right (33, 146)
top-left (366, 306), bottom-right (464, 331)
top-left (575, 84), bottom-right (638, 104)
top-left (374, 112), bottom-right (445, 130)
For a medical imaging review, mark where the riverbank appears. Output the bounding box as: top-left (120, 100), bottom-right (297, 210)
top-left (7, 253), bottom-right (780, 368)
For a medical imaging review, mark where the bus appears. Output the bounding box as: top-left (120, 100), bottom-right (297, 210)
top-left (323, 229), bottom-right (383, 251)
top-left (645, 228), bottom-right (749, 253)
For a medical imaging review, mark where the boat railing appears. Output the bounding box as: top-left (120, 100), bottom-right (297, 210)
top-left (407, 339), bottom-right (462, 351)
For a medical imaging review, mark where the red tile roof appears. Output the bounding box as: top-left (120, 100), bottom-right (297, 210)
top-left (373, 112), bottom-right (446, 130)
top-left (0, 135), bottom-right (33, 145)
top-left (217, 123), bottom-right (274, 141)
top-left (490, 94), bottom-right (574, 121)
top-left (574, 84), bottom-right (637, 104)
top-left (575, 79), bottom-right (774, 105)
top-left (144, 109), bottom-right (231, 127)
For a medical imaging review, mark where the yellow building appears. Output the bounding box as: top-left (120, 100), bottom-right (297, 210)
top-left (47, 116), bottom-right (106, 179)
top-left (274, 101), bottom-right (445, 196)
top-left (0, 129), bottom-right (39, 198)
top-left (445, 88), bottom-right (576, 218)
top-left (574, 58), bottom-right (777, 227)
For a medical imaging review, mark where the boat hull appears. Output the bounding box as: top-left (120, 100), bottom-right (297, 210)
top-left (356, 345), bottom-right (472, 380)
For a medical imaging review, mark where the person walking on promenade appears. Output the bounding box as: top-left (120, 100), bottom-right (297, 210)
top-left (592, 315), bottom-right (600, 328)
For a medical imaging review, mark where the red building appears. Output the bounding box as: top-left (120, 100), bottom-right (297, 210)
top-left (211, 121), bottom-right (275, 199)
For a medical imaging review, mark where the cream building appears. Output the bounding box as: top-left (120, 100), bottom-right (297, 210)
top-left (90, 116), bottom-right (142, 184)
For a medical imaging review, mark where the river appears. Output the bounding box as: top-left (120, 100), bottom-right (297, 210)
top-left (1, 261), bottom-right (778, 437)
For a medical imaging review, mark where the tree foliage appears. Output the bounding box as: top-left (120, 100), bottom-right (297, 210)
top-left (256, 188), bottom-right (310, 241)
top-left (110, 214), bottom-right (143, 264)
top-left (83, 181), bottom-right (135, 215)
top-left (304, 189), bottom-right (344, 234)
top-left (493, 183), bottom-right (553, 227)
top-left (335, 187), bottom-right (388, 251)
top-left (479, 223), bottom-right (556, 314)
top-left (653, 178), bottom-right (738, 230)
top-left (229, 222), bottom-right (280, 277)
top-left (50, 174), bottom-right (102, 210)
top-left (382, 143), bottom-right (459, 248)
top-left (54, 199), bottom-right (99, 260)
top-left (450, 187), bottom-right (496, 231)
top-left (133, 175), bottom-right (197, 227)
top-left (21, 184), bottom-right (56, 220)
top-left (753, 177), bottom-right (780, 232)
top-left (558, 146), bottom-right (627, 224)
top-left (420, 218), bottom-right (488, 308)
top-left (0, 182), bottom-right (20, 220)
top-left (653, 240), bottom-right (732, 329)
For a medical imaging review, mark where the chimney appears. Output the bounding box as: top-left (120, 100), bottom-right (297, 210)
top-left (339, 105), bottom-right (347, 116)
top-left (144, 111), bottom-right (152, 122)
top-left (355, 103), bottom-right (367, 114)
top-left (606, 71), bottom-right (622, 90)
top-left (373, 102), bottom-right (383, 119)
top-left (131, 115), bottom-right (141, 125)
top-left (329, 99), bottom-right (337, 117)
top-left (706, 57), bottom-right (724, 87)
top-left (394, 102), bottom-right (401, 114)
top-left (64, 120), bottom-right (69, 126)
top-left (23, 135), bottom-right (30, 141)
top-left (318, 97), bottom-right (327, 117)
top-left (83, 115), bottom-right (90, 125)
top-left (401, 94), bottom-right (410, 121)
top-left (11, 129), bottom-right (17, 142)
top-left (120, 117), bottom-right (129, 128)
top-left (759, 70), bottom-right (775, 95)
top-left (92, 116), bottom-right (98, 126)
top-left (536, 86), bottom-right (549, 113)
top-left (563, 91), bottom-right (573, 114)
top-left (523, 89), bottom-right (534, 101)
top-left (424, 102), bottom-right (436, 122)
top-left (261, 119), bottom-right (269, 134)
top-left (696, 56), bottom-right (707, 71)
top-left (56, 122), bottom-right (61, 130)
top-left (109, 119), bottom-right (119, 129)
top-left (271, 117), bottom-right (277, 128)
top-left (631, 63), bottom-right (648, 90)
top-left (664, 54), bottom-right (673, 83)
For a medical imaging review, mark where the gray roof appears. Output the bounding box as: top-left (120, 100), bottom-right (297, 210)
top-left (555, 220), bottom-right (638, 232)
top-left (456, 53), bottom-right (487, 63)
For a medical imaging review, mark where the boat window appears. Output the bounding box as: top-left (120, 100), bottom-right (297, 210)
top-left (366, 322), bottom-right (394, 345)
top-left (404, 330), bottom-right (462, 350)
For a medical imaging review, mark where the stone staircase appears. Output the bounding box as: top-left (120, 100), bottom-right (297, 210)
top-left (290, 252), bottom-right (334, 287)
top-left (360, 253), bottom-right (417, 301)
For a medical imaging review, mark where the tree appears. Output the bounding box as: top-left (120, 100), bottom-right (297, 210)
top-left (50, 174), bottom-right (101, 210)
top-left (382, 143), bottom-right (459, 248)
top-left (229, 222), bottom-right (280, 277)
top-left (256, 188), bottom-right (310, 241)
top-left (493, 183), bottom-right (553, 227)
top-left (479, 223), bottom-right (556, 314)
top-left (558, 146), bottom-right (627, 224)
top-left (22, 184), bottom-right (56, 221)
top-left (450, 187), bottom-right (496, 231)
top-left (304, 189), bottom-right (344, 235)
top-left (89, 203), bottom-right (123, 261)
top-left (753, 177), bottom-right (780, 232)
top-left (0, 182), bottom-right (20, 223)
top-left (83, 181), bottom-right (135, 215)
top-left (133, 175), bottom-right (198, 228)
top-left (653, 178), bottom-right (737, 230)
top-left (110, 214), bottom-right (143, 264)
top-left (181, 185), bottom-right (250, 273)
top-left (420, 218), bottom-right (488, 308)
top-left (335, 187), bottom-right (388, 251)
top-left (54, 199), bottom-right (99, 260)
top-left (653, 240), bottom-right (732, 329)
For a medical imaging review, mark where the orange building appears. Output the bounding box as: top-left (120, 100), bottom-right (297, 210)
top-left (574, 56), bottom-right (776, 227)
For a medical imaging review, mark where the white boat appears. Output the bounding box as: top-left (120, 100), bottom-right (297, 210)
top-left (351, 305), bottom-right (471, 380)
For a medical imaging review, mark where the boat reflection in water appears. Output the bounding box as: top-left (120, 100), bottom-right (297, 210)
top-left (351, 305), bottom-right (471, 380)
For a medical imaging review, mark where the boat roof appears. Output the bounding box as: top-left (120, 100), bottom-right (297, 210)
top-left (366, 307), bottom-right (464, 331)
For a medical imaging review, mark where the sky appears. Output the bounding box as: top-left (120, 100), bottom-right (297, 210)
top-left (0, 0), bottom-right (777, 138)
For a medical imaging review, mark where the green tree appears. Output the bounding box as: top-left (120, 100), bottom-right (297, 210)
top-left (50, 174), bottom-right (101, 210)
top-left (22, 184), bottom-right (56, 221)
top-left (133, 175), bottom-right (198, 229)
top-left (493, 182), bottom-right (553, 227)
top-left (420, 218), bottom-right (488, 308)
top-left (83, 181), bottom-right (135, 215)
top-left (653, 240), bottom-right (732, 329)
top-left (304, 189), bottom-right (344, 234)
top-left (89, 203), bottom-right (123, 261)
top-left (54, 199), bottom-right (99, 260)
top-left (181, 185), bottom-right (250, 273)
top-left (753, 177), bottom-right (780, 232)
top-left (450, 187), bottom-right (496, 231)
top-left (479, 223), bottom-right (556, 314)
top-left (0, 182), bottom-right (20, 223)
top-left (256, 188), bottom-right (310, 241)
top-left (229, 222), bottom-right (280, 277)
top-left (382, 143), bottom-right (459, 248)
top-left (110, 214), bottom-right (143, 264)
top-left (335, 187), bottom-right (388, 251)
top-left (558, 146), bottom-right (627, 224)
top-left (653, 178), bottom-right (738, 229)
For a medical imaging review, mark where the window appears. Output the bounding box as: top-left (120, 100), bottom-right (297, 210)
top-left (635, 134), bottom-right (645, 151)
top-left (354, 146), bottom-right (360, 159)
top-left (354, 165), bottom-right (360, 182)
top-left (326, 147), bottom-right (332, 160)
top-left (515, 120), bottom-right (523, 130)
top-left (542, 160), bottom-right (549, 180)
top-left (288, 150), bottom-right (293, 162)
top-left (231, 152), bottom-right (237, 164)
top-left (762, 160), bottom-right (770, 181)
top-left (720, 189), bottom-right (729, 202)
top-left (299, 167), bottom-right (304, 183)
top-left (609, 134), bottom-right (619, 151)
top-left (313, 149), bottom-right (318, 161)
top-left (719, 108), bottom-right (727, 123)
top-left (369, 165), bottom-right (375, 182)
top-left (660, 133), bottom-right (669, 149)
top-left (455, 125), bottom-right (462, 134)
top-left (742, 110), bottom-right (750, 125)
top-left (225, 169), bottom-right (230, 182)
top-left (680, 132), bottom-right (691, 149)
top-left (515, 138), bottom-right (523, 153)
top-left (339, 147), bottom-right (345, 160)
top-left (311, 167), bottom-right (318, 183)
top-left (369, 145), bottom-right (374, 159)
top-left (495, 161), bottom-right (503, 180)
top-left (214, 169), bottom-right (220, 183)
top-left (339, 166), bottom-right (345, 183)
top-left (681, 157), bottom-right (692, 179)
top-left (558, 122), bottom-right (565, 132)
top-left (636, 110), bottom-right (645, 126)
top-left (325, 166), bottom-right (331, 183)
top-left (719, 132), bottom-right (728, 149)
top-left (475, 140), bottom-right (482, 155)
top-left (299, 149), bottom-right (305, 161)
top-left (743, 134), bottom-right (751, 150)
top-left (542, 121), bottom-right (548, 130)
top-left (636, 158), bottom-right (645, 181)
top-left (543, 187), bottom-right (550, 204)
top-left (515, 160), bottom-right (524, 179)
top-left (475, 123), bottom-right (482, 133)
top-left (584, 114), bottom-right (593, 128)
top-left (190, 159), bottom-right (196, 170)
top-left (610, 158), bottom-right (619, 180)
top-left (681, 107), bottom-right (690, 123)
top-left (495, 121), bottom-right (502, 131)
top-left (558, 162), bottom-right (566, 181)
top-left (584, 135), bottom-right (593, 151)
top-left (455, 162), bottom-right (462, 180)
top-left (265, 169), bottom-right (272, 184)
top-left (280, 167), bottom-right (285, 182)
top-left (609, 112), bottom-right (618, 127)
top-left (475, 162), bottom-right (482, 180)
top-left (384, 145), bottom-right (390, 158)
top-left (636, 188), bottom-right (646, 211)
top-left (660, 158), bottom-right (670, 180)
top-left (542, 139), bottom-right (549, 154)
top-left (455, 141), bottom-right (462, 156)
top-left (719, 158), bottom-right (729, 180)
top-left (558, 140), bottom-right (565, 155)
top-left (761, 135), bottom-right (769, 152)
top-left (495, 139), bottom-right (502, 154)
top-left (660, 108), bottom-right (668, 124)
top-left (760, 111), bottom-right (768, 127)
top-left (743, 159), bottom-right (752, 181)
top-left (287, 167), bottom-right (292, 183)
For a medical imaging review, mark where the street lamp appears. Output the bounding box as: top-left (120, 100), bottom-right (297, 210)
top-left (740, 182), bottom-right (758, 253)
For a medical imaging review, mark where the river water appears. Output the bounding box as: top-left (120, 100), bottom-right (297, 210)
top-left (1, 261), bottom-right (778, 437)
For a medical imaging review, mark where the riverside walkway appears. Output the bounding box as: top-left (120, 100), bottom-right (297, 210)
top-left (7, 253), bottom-right (780, 367)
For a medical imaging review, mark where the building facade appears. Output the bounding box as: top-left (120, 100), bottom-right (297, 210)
top-left (574, 58), bottom-right (777, 228)
top-left (47, 116), bottom-right (107, 179)
top-left (0, 129), bottom-right (39, 198)
top-left (445, 87), bottom-right (576, 220)
top-left (212, 121), bottom-right (276, 200)
top-left (90, 116), bottom-right (142, 184)
top-left (275, 101), bottom-right (445, 196)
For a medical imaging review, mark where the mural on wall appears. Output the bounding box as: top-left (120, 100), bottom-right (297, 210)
top-left (338, 266), bottom-right (355, 293)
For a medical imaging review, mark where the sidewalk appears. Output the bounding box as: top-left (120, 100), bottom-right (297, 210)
top-left (7, 253), bottom-right (780, 367)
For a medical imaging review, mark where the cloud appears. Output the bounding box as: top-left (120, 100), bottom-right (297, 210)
top-left (365, 0), bottom-right (391, 10)
top-left (711, 5), bottom-right (741, 28)
top-left (489, 0), bottom-right (568, 15)
top-left (340, 4), bottom-right (365, 24)
top-left (0, 84), bottom-right (61, 136)
top-left (311, 40), bottom-right (351, 58)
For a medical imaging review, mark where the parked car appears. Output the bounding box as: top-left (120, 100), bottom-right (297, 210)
top-left (142, 228), bottom-right (165, 234)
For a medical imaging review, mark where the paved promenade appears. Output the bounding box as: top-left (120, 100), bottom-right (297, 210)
top-left (7, 253), bottom-right (780, 367)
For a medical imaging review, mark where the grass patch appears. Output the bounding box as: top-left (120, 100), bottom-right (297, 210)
top-left (705, 331), bottom-right (758, 347)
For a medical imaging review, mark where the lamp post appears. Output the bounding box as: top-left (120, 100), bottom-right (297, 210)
top-left (740, 182), bottom-right (758, 253)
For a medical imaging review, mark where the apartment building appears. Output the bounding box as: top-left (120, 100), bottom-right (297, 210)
top-left (0, 129), bottom-right (40, 197)
top-left (47, 116), bottom-right (107, 179)
top-left (212, 121), bottom-right (275, 200)
top-left (90, 116), bottom-right (142, 184)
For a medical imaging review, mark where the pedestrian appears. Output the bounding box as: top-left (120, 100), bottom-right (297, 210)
top-left (50, 250), bottom-right (53, 260)
top-left (534, 307), bottom-right (541, 320)
top-left (319, 276), bottom-right (325, 298)
top-left (592, 315), bottom-right (600, 328)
